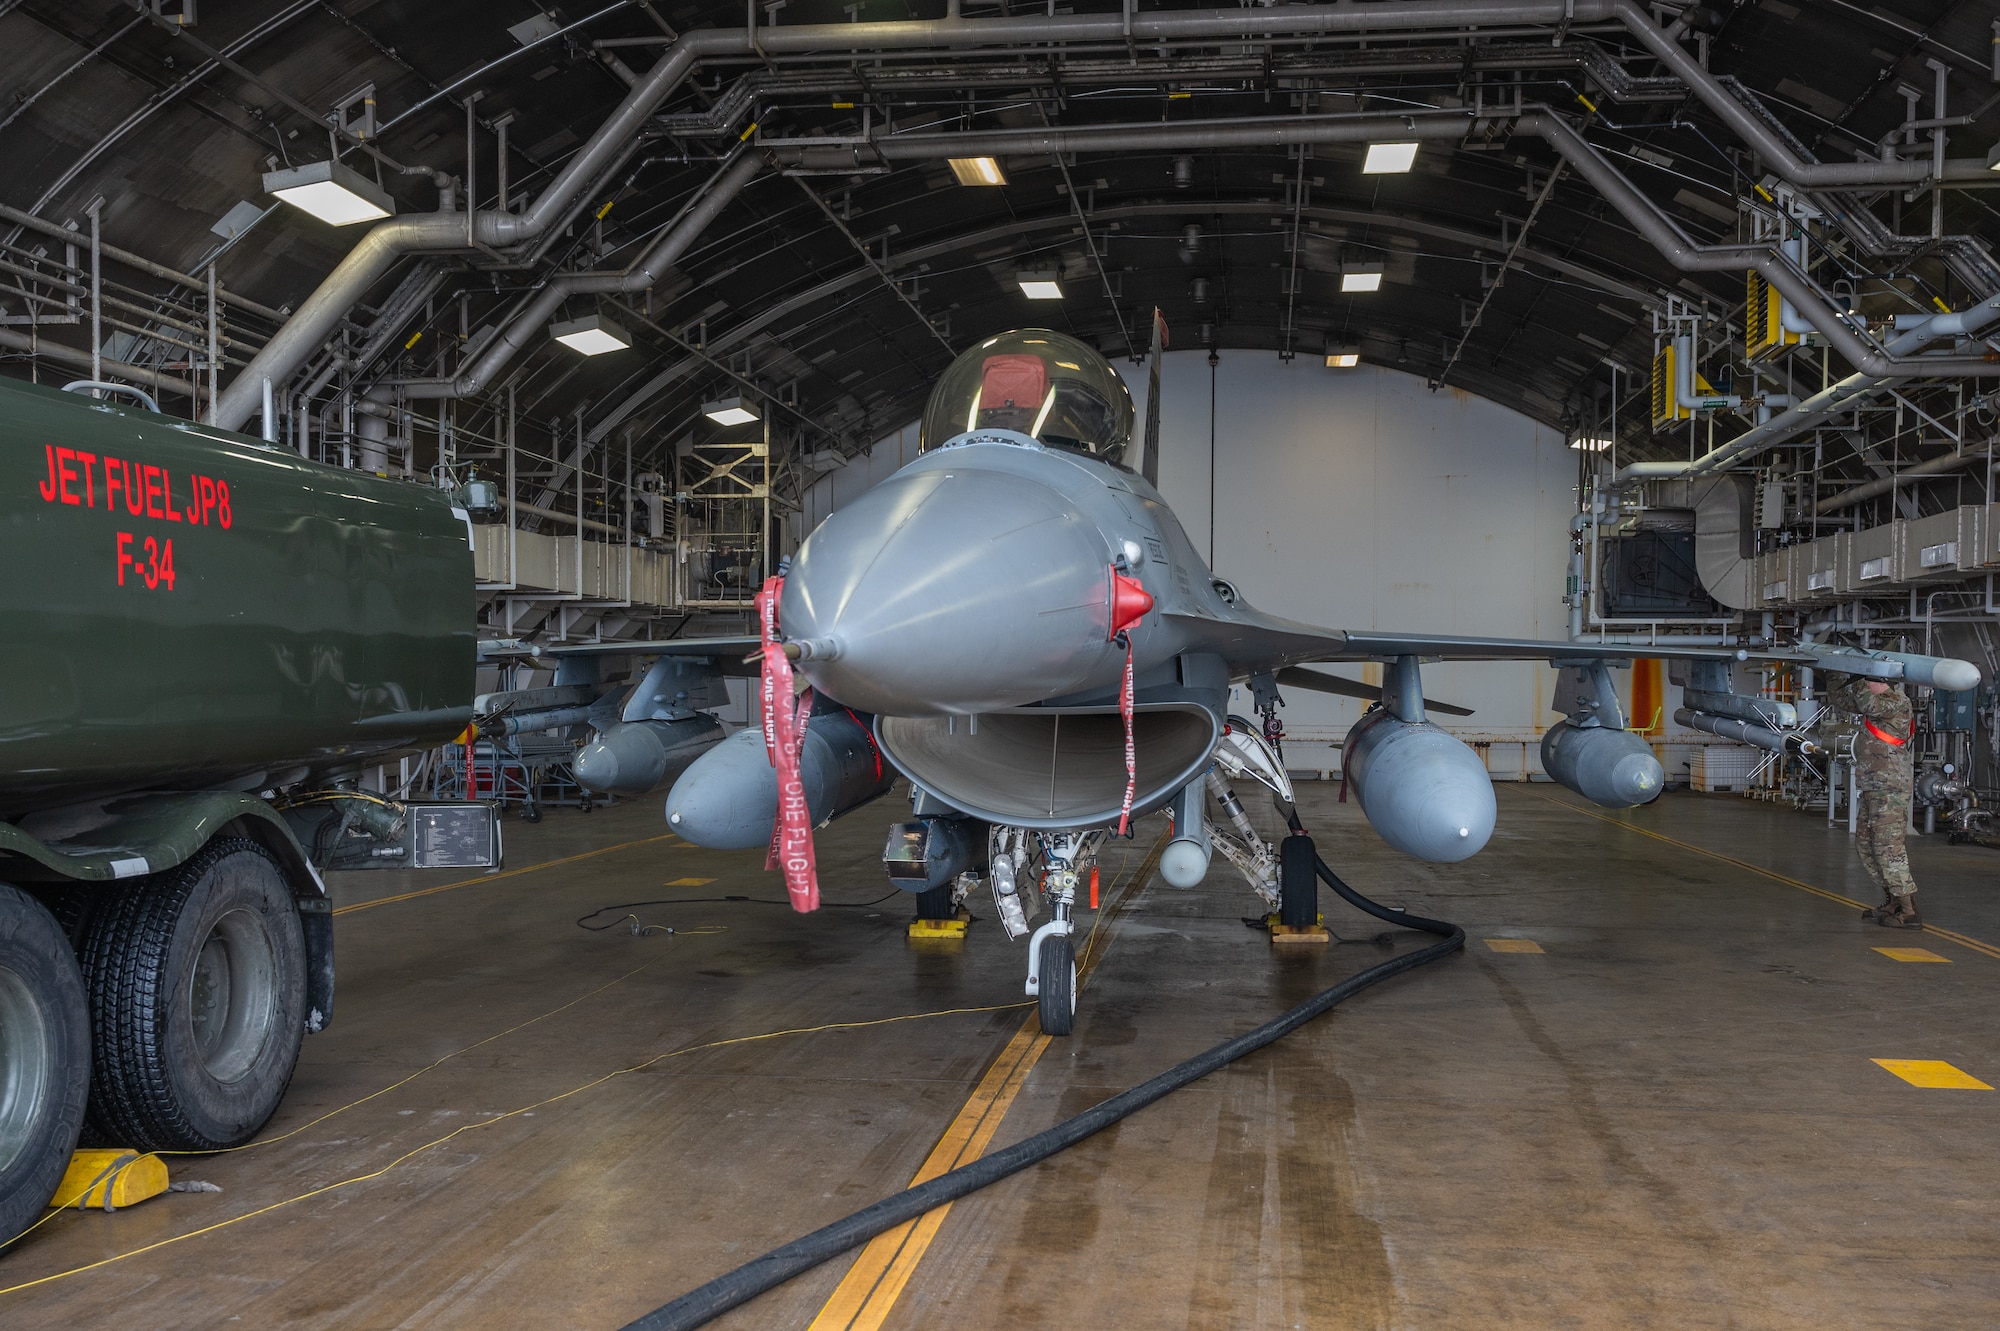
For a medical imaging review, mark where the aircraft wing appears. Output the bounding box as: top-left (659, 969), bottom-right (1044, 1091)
top-left (1275, 666), bottom-right (1476, 716)
top-left (478, 635), bottom-right (762, 671)
top-left (1166, 608), bottom-right (1806, 676)
top-left (1319, 628), bottom-right (1808, 665)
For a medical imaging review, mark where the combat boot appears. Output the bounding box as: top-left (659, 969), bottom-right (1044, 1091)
top-left (1874, 893), bottom-right (1923, 930)
top-left (1859, 891), bottom-right (1898, 922)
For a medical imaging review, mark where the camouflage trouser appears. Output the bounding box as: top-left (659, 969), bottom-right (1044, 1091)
top-left (1857, 789), bottom-right (1917, 897)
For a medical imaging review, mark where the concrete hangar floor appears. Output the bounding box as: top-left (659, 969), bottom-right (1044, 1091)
top-left (2, 783), bottom-right (1996, 1329)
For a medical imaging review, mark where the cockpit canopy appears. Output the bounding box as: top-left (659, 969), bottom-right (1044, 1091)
top-left (918, 329), bottom-right (1136, 462)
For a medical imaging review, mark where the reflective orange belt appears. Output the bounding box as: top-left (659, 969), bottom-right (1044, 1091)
top-left (1863, 718), bottom-right (1910, 747)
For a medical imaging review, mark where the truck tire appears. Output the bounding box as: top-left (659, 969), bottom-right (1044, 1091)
top-left (77, 839), bottom-right (307, 1152)
top-left (0, 883), bottom-right (91, 1249)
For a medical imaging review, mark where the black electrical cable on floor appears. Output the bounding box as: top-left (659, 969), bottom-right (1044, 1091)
top-left (576, 891), bottom-right (904, 931)
top-left (617, 844), bottom-right (1463, 1331)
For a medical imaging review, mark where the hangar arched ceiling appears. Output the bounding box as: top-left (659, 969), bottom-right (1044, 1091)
top-left (2, 0), bottom-right (1998, 486)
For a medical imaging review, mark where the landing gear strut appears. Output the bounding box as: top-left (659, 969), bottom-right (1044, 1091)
top-left (1022, 831), bottom-right (1098, 1036)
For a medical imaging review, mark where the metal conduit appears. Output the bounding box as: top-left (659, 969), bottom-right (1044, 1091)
top-left (0, 327), bottom-right (193, 400)
top-left (0, 201), bottom-right (284, 322)
top-left (392, 151), bottom-right (765, 400)
top-left (1811, 447), bottom-right (1994, 515)
top-left (1520, 112), bottom-right (2000, 380)
top-left (1617, 292), bottom-right (2000, 482)
top-left (213, 40), bottom-right (700, 429)
top-left (1600, 0), bottom-right (1988, 187)
top-left (781, 108), bottom-right (2000, 380)
top-left (216, 0), bottom-right (1996, 430)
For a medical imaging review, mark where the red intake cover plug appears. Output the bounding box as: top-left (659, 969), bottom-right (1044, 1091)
top-left (1110, 570), bottom-right (1154, 639)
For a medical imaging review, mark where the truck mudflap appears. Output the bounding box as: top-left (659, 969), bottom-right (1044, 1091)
top-left (0, 790), bottom-right (336, 1030)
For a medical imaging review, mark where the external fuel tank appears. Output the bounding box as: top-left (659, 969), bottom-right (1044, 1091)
top-left (0, 378), bottom-right (474, 815)
top-left (1341, 708), bottom-right (1497, 862)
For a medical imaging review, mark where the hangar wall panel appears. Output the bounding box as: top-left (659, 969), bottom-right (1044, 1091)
top-left (1145, 353), bottom-right (1572, 776)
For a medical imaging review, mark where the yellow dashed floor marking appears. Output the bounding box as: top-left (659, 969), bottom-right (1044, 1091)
top-left (664, 877), bottom-right (715, 887)
top-left (1874, 947), bottom-right (1951, 963)
top-left (332, 834), bottom-right (680, 916)
top-left (1528, 792), bottom-right (2000, 964)
top-left (1873, 1059), bottom-right (1993, 1090)
top-left (1484, 938), bottom-right (1544, 954)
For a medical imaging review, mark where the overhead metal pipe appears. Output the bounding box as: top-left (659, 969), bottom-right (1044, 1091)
top-left (1811, 446), bottom-right (1992, 514)
top-left (773, 108), bottom-right (1480, 166)
top-left (397, 150), bottom-right (765, 400)
top-left (1618, 290), bottom-right (2000, 482)
top-left (0, 204), bottom-right (285, 324)
top-left (217, 0), bottom-right (1994, 429)
top-left (1602, 0), bottom-right (1984, 187)
top-left (0, 327), bottom-right (191, 399)
top-left (1521, 112), bottom-right (2000, 380)
top-left (297, 265), bottom-right (449, 402)
top-left (778, 107), bottom-right (2000, 380)
top-left (214, 41), bottom-right (704, 429)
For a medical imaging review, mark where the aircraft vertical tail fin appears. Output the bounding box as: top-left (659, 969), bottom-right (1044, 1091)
top-left (1137, 307), bottom-right (1167, 488)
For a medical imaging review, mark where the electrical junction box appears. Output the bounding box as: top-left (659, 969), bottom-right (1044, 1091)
top-left (325, 802), bottom-right (503, 871)
top-left (1934, 689), bottom-right (1977, 732)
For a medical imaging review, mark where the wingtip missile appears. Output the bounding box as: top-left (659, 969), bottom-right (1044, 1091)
top-left (1805, 645), bottom-right (1982, 693)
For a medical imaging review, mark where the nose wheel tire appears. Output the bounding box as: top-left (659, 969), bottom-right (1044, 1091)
top-left (75, 839), bottom-right (308, 1152)
top-left (0, 885), bottom-right (91, 1249)
top-left (1037, 934), bottom-right (1076, 1037)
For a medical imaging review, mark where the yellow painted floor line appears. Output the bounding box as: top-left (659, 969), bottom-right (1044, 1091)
top-left (665, 876), bottom-right (714, 887)
top-left (809, 830), bottom-right (1169, 1331)
top-left (1875, 947), bottom-right (1951, 963)
top-left (1873, 1058), bottom-right (1994, 1090)
top-left (1527, 791), bottom-right (2000, 963)
top-left (331, 834), bottom-right (681, 916)
top-left (1484, 938), bottom-right (1544, 954)
top-left (807, 1017), bottom-right (1049, 1331)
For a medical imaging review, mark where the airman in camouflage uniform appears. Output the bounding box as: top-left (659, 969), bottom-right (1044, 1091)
top-left (1823, 674), bottom-right (1920, 928)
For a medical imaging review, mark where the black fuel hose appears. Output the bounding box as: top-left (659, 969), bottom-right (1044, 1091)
top-left (619, 844), bottom-right (1462, 1331)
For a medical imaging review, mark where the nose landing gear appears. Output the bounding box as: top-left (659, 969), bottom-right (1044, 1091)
top-left (1018, 830), bottom-right (1098, 1036)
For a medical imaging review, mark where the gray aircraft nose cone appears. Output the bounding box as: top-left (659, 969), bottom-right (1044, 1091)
top-left (782, 465), bottom-right (1112, 714)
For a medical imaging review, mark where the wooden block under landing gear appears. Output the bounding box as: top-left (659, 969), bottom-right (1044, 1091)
top-left (1265, 913), bottom-right (1331, 945)
top-left (907, 909), bottom-right (973, 940)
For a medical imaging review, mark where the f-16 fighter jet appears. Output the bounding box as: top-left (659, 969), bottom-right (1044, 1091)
top-left (599, 326), bottom-right (1979, 1035)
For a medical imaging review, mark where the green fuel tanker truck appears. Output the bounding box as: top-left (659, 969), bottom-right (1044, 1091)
top-left (0, 377), bottom-right (491, 1246)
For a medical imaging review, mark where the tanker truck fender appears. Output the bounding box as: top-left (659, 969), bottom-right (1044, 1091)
top-left (0, 792), bottom-right (334, 1032)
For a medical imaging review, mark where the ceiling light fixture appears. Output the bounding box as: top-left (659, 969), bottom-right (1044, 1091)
top-left (703, 395), bottom-right (761, 426)
top-left (262, 159), bottom-right (395, 226)
top-left (1325, 344), bottom-right (1361, 368)
top-left (949, 156), bottom-right (1008, 186)
top-left (1988, 142), bottom-right (2000, 173)
top-left (550, 313), bottom-right (632, 356)
top-left (1362, 142), bottom-right (1420, 174)
top-left (1340, 265), bottom-right (1384, 293)
top-left (1017, 271), bottom-right (1064, 300)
